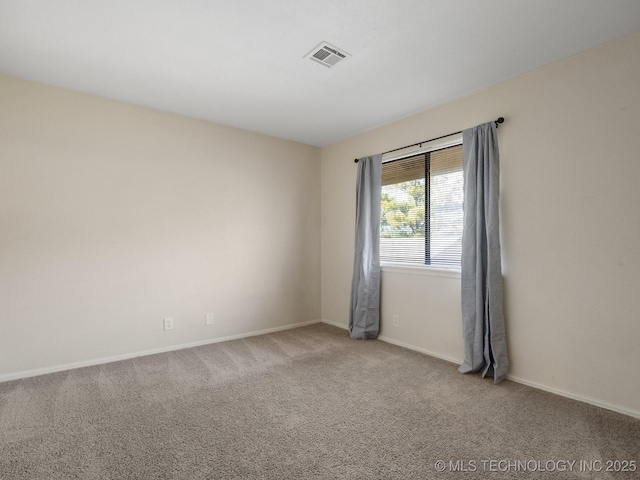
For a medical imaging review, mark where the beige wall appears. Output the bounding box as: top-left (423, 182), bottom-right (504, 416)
top-left (321, 32), bottom-right (640, 416)
top-left (0, 75), bottom-right (321, 378)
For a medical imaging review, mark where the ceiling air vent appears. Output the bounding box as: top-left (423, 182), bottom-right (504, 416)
top-left (304, 42), bottom-right (350, 68)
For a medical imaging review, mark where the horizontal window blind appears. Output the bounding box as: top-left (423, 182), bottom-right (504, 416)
top-left (380, 144), bottom-right (463, 267)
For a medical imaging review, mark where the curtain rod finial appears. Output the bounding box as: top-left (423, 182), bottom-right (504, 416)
top-left (354, 158), bottom-right (359, 163)
top-left (495, 117), bottom-right (505, 127)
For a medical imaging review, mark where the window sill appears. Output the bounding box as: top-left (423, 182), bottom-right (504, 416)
top-left (381, 262), bottom-right (461, 278)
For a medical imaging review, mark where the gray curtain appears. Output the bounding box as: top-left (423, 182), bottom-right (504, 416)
top-left (349, 154), bottom-right (382, 340)
top-left (459, 122), bottom-right (509, 383)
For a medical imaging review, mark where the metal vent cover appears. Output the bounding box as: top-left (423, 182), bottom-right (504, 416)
top-left (304, 42), bottom-right (350, 68)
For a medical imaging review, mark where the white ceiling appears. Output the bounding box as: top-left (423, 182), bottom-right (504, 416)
top-left (2, 1), bottom-right (640, 147)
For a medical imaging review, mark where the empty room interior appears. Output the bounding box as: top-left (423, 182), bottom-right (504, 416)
top-left (2, 1), bottom-right (640, 478)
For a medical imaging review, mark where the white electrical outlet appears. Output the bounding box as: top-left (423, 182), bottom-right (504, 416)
top-left (392, 315), bottom-right (399, 328)
top-left (163, 317), bottom-right (174, 331)
top-left (205, 312), bottom-right (215, 326)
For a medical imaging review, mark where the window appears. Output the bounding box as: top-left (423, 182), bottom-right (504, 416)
top-left (380, 143), bottom-right (463, 267)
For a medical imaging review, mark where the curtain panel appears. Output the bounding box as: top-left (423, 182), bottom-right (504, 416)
top-left (349, 154), bottom-right (382, 340)
top-left (459, 122), bottom-right (509, 383)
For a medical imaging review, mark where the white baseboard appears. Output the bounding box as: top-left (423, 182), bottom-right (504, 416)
top-left (372, 326), bottom-right (640, 420)
top-left (320, 318), bottom-right (348, 330)
top-left (7, 318), bottom-right (638, 420)
top-left (505, 374), bottom-right (640, 420)
top-left (377, 335), bottom-right (462, 365)
top-left (0, 319), bottom-right (322, 383)
top-left (320, 319), bottom-right (461, 365)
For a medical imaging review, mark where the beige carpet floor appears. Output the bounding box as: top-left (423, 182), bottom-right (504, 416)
top-left (1, 323), bottom-right (639, 479)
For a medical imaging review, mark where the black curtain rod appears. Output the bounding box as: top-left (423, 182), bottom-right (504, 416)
top-left (354, 117), bottom-right (504, 163)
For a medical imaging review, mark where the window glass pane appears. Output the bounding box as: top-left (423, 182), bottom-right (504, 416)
top-left (381, 177), bottom-right (425, 264)
top-left (380, 144), bottom-right (463, 267)
top-left (430, 168), bottom-right (463, 266)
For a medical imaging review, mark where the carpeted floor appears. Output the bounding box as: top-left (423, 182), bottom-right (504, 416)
top-left (1, 323), bottom-right (639, 479)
